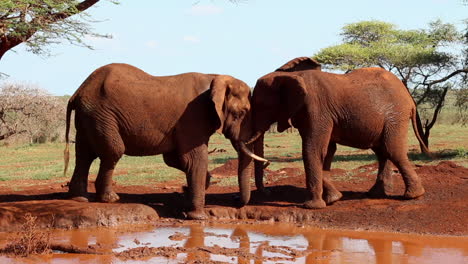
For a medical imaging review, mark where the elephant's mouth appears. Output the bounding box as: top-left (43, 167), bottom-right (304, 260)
top-left (223, 126), bottom-right (236, 141)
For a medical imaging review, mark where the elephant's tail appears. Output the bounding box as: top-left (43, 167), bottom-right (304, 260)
top-left (63, 98), bottom-right (74, 177)
top-left (410, 108), bottom-right (432, 157)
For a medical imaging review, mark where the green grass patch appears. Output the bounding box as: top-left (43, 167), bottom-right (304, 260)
top-left (0, 124), bottom-right (466, 190)
top-left (215, 176), bottom-right (239, 187)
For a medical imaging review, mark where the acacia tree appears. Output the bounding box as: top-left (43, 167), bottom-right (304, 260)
top-left (314, 20), bottom-right (468, 148)
top-left (0, 0), bottom-right (117, 63)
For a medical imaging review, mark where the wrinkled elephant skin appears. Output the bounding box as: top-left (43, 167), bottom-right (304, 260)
top-left (64, 63), bottom-right (254, 219)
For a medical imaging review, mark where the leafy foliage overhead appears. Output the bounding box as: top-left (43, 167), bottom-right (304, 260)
top-left (315, 20), bottom-right (461, 71)
top-left (0, 0), bottom-right (117, 59)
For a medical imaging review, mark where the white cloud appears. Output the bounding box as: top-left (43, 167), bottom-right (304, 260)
top-left (187, 4), bottom-right (223, 16)
top-left (144, 40), bottom-right (158, 49)
top-left (183, 35), bottom-right (201, 43)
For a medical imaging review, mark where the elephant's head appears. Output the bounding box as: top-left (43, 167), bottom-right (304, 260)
top-left (246, 72), bottom-right (308, 143)
top-left (275, 57), bottom-right (321, 72)
top-left (241, 57), bottom-right (319, 199)
top-left (210, 75), bottom-right (252, 142)
top-left (245, 57), bottom-right (318, 144)
top-left (210, 75), bottom-right (269, 205)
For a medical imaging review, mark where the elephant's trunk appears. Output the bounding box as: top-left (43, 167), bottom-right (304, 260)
top-left (237, 148), bottom-right (253, 206)
top-left (253, 133), bottom-right (266, 192)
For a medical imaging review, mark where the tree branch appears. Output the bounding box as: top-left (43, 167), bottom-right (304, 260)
top-left (51, 0), bottom-right (101, 21)
top-left (424, 68), bottom-right (468, 86)
top-left (425, 85), bottom-right (449, 131)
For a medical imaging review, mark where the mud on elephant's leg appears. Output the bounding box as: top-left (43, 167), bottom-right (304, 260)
top-left (322, 142), bottom-right (343, 204)
top-left (164, 151), bottom-right (211, 192)
top-left (391, 157), bottom-right (425, 199)
top-left (368, 147), bottom-right (394, 198)
top-left (181, 146), bottom-right (209, 220)
top-left (68, 157), bottom-right (94, 202)
top-left (68, 136), bottom-right (96, 202)
top-left (301, 135), bottom-right (328, 209)
top-left (385, 130), bottom-right (425, 199)
top-left (95, 158), bottom-right (121, 203)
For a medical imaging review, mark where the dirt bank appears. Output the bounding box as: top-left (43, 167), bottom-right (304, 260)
top-left (0, 160), bottom-right (466, 235)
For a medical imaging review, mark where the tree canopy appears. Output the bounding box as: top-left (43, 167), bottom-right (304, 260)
top-left (314, 20), bottom-right (468, 147)
top-left (315, 20), bottom-right (461, 76)
top-left (0, 0), bottom-right (117, 61)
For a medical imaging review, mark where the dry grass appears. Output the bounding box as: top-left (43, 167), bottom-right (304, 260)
top-left (0, 214), bottom-right (51, 257)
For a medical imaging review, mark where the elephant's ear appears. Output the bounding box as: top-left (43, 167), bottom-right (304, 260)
top-left (276, 57), bottom-right (321, 72)
top-left (210, 75), bottom-right (229, 133)
top-left (274, 75), bottom-right (308, 132)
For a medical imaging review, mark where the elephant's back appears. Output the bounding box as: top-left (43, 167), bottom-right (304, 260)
top-left (325, 68), bottom-right (415, 148)
top-left (71, 65), bottom-right (216, 155)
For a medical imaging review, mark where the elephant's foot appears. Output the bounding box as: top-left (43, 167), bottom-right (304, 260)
top-left (303, 199), bottom-right (326, 209)
top-left (324, 190), bottom-right (342, 205)
top-left (367, 182), bottom-right (391, 198)
top-left (70, 196), bottom-right (89, 202)
top-left (68, 189), bottom-right (89, 202)
top-left (404, 185), bottom-right (425, 199)
top-left (186, 210), bottom-right (207, 220)
top-left (97, 191), bottom-right (120, 203)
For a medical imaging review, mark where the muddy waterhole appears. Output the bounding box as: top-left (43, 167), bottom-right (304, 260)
top-left (0, 222), bottom-right (466, 264)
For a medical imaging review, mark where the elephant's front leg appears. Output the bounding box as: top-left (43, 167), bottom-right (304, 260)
top-left (322, 142), bottom-right (343, 204)
top-left (301, 134), bottom-right (328, 209)
top-left (182, 146), bottom-right (208, 220)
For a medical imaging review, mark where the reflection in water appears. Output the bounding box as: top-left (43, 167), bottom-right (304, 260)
top-left (0, 223), bottom-right (467, 264)
top-left (185, 225), bottom-right (208, 262)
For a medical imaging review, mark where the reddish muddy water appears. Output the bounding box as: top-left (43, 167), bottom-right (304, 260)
top-left (0, 222), bottom-right (466, 263)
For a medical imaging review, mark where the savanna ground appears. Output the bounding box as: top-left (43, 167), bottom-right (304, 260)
top-left (0, 122), bottom-right (467, 238)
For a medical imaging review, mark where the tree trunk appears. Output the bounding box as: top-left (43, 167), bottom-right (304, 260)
top-left (420, 85), bottom-right (449, 149)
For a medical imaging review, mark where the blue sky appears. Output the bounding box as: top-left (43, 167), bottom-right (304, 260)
top-left (1, 0), bottom-right (467, 95)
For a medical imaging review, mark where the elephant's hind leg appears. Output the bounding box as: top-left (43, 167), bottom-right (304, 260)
top-left (384, 124), bottom-right (425, 199)
top-left (68, 133), bottom-right (96, 202)
top-left (95, 157), bottom-right (121, 203)
top-left (94, 133), bottom-right (124, 203)
top-left (368, 147), bottom-right (394, 198)
top-left (391, 156), bottom-right (425, 199)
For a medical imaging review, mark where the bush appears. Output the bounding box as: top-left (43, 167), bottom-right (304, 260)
top-left (0, 83), bottom-right (66, 144)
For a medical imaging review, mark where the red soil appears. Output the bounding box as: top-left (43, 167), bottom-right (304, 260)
top-left (0, 160), bottom-right (467, 235)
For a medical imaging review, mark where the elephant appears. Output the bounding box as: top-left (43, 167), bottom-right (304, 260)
top-left (245, 57), bottom-right (429, 209)
top-left (63, 63), bottom-right (266, 219)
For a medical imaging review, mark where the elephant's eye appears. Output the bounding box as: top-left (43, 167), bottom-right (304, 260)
top-left (233, 110), bottom-right (245, 120)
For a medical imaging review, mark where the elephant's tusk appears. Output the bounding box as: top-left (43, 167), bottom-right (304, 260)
top-left (239, 142), bottom-right (270, 168)
top-left (244, 131), bottom-right (263, 145)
